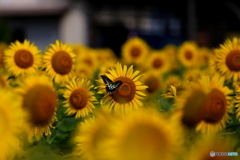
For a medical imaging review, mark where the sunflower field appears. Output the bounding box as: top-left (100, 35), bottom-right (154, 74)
top-left (0, 36), bottom-right (240, 160)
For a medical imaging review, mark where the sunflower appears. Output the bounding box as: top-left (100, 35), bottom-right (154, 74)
top-left (146, 50), bottom-right (171, 74)
top-left (63, 78), bottom-right (98, 118)
top-left (68, 43), bottom-right (87, 55)
top-left (96, 48), bottom-right (117, 64)
top-left (140, 70), bottom-right (165, 96)
top-left (162, 83), bottom-right (189, 100)
top-left (104, 108), bottom-right (179, 160)
top-left (75, 63), bottom-right (95, 79)
top-left (4, 40), bottom-right (41, 77)
top-left (99, 61), bottom-right (118, 78)
top-left (121, 37), bottom-right (150, 65)
top-left (163, 44), bottom-right (177, 61)
top-left (16, 74), bottom-right (58, 141)
top-left (177, 40), bottom-right (199, 68)
top-left (198, 46), bottom-right (213, 68)
top-left (0, 90), bottom-right (23, 160)
top-left (162, 44), bottom-right (178, 70)
top-left (73, 109), bottom-right (114, 160)
top-left (214, 37), bottom-right (240, 81)
top-left (196, 74), bottom-right (233, 134)
top-left (75, 48), bottom-right (99, 71)
top-left (174, 73), bottom-right (233, 134)
top-left (183, 68), bottom-right (204, 84)
top-left (96, 62), bottom-right (148, 114)
top-left (43, 40), bottom-right (75, 84)
top-left (163, 74), bottom-right (182, 92)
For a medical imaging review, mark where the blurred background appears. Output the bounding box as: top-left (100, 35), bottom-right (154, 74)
top-left (1, 0), bottom-right (240, 57)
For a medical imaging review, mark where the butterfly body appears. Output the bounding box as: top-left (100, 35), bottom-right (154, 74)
top-left (100, 75), bottom-right (123, 94)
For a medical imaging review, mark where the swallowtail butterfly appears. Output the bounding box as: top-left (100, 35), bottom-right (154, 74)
top-left (100, 75), bottom-right (123, 94)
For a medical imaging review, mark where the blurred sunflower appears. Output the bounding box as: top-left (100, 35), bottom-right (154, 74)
top-left (214, 37), bottom-right (240, 81)
top-left (63, 78), bottom-right (98, 118)
top-left (174, 86), bottom-right (208, 129)
top-left (68, 43), bottom-right (87, 55)
top-left (162, 44), bottom-right (178, 70)
top-left (99, 61), bottom-right (117, 77)
top-left (164, 74), bottom-right (182, 92)
top-left (73, 109), bottom-right (113, 160)
top-left (95, 48), bottom-right (117, 65)
top-left (141, 70), bottom-right (164, 96)
top-left (76, 48), bottom-right (99, 71)
top-left (43, 40), bottom-right (75, 84)
top-left (4, 40), bottom-right (41, 77)
top-left (17, 74), bottom-right (58, 141)
top-left (198, 46), bottom-right (213, 68)
top-left (146, 50), bottom-right (171, 74)
top-left (105, 109), bottom-right (178, 160)
top-left (196, 74), bottom-right (233, 134)
top-left (177, 40), bottom-right (199, 68)
top-left (162, 83), bottom-right (188, 100)
top-left (183, 68), bottom-right (203, 84)
top-left (0, 90), bottom-right (23, 160)
top-left (96, 62), bottom-right (148, 114)
top-left (75, 63), bottom-right (95, 79)
top-left (175, 73), bottom-right (233, 133)
top-left (0, 42), bottom-right (8, 70)
top-left (121, 37), bottom-right (150, 65)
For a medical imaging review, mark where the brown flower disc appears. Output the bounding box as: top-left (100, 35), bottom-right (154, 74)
top-left (130, 47), bottom-right (141, 58)
top-left (23, 85), bottom-right (57, 126)
top-left (203, 89), bottom-right (227, 123)
top-left (69, 89), bottom-right (88, 109)
top-left (225, 50), bottom-right (240, 71)
top-left (112, 77), bottom-right (136, 104)
top-left (14, 50), bottom-right (34, 68)
top-left (51, 51), bottom-right (72, 75)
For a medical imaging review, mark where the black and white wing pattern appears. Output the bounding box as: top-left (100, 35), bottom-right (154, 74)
top-left (100, 75), bottom-right (123, 94)
top-left (100, 75), bottom-right (113, 84)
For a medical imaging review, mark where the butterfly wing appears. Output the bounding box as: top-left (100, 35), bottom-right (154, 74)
top-left (114, 81), bottom-right (123, 88)
top-left (100, 75), bottom-right (113, 84)
top-left (106, 81), bottom-right (123, 94)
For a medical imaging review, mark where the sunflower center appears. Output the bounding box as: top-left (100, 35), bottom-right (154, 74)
top-left (122, 124), bottom-right (169, 160)
top-left (51, 51), bottom-right (73, 75)
top-left (84, 58), bottom-right (93, 67)
top-left (225, 50), bottom-right (240, 71)
top-left (181, 89), bottom-right (207, 128)
top-left (112, 77), bottom-right (136, 104)
top-left (69, 89), bottom-right (88, 109)
top-left (203, 89), bottom-right (227, 123)
top-left (14, 50), bottom-right (34, 68)
top-left (23, 85), bottom-right (57, 126)
top-left (153, 58), bottom-right (163, 69)
top-left (130, 47), bottom-right (141, 58)
top-left (185, 50), bottom-right (193, 60)
top-left (145, 76), bottom-right (159, 93)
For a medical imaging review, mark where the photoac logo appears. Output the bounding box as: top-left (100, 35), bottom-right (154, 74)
top-left (210, 151), bottom-right (215, 157)
top-left (210, 151), bottom-right (238, 157)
